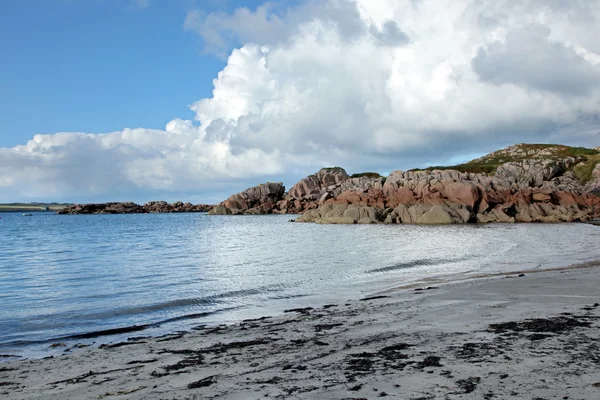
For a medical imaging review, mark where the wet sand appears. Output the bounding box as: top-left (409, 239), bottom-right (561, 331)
top-left (2, 267), bottom-right (600, 399)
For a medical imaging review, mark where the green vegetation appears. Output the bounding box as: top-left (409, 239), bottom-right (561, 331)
top-left (417, 144), bottom-right (599, 176)
top-left (418, 164), bottom-right (498, 175)
top-left (469, 144), bottom-right (598, 166)
top-left (0, 203), bottom-right (71, 213)
top-left (573, 154), bottom-right (600, 184)
top-left (350, 172), bottom-right (382, 179)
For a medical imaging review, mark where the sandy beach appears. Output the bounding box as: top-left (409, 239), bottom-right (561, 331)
top-left (2, 265), bottom-right (600, 399)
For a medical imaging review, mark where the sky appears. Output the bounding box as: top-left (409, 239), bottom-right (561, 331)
top-left (1, 0), bottom-right (600, 203)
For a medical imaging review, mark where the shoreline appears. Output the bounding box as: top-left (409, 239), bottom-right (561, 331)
top-left (383, 257), bottom-right (600, 292)
top-left (3, 266), bottom-right (600, 399)
top-left (4, 257), bottom-right (600, 361)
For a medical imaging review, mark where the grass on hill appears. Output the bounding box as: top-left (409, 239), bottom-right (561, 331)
top-left (416, 144), bottom-right (599, 176)
top-left (573, 154), bottom-right (600, 184)
top-left (469, 144), bottom-right (598, 166)
top-left (418, 164), bottom-right (498, 175)
top-left (350, 172), bottom-right (382, 179)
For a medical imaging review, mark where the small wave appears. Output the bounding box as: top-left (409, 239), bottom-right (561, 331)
top-left (0, 324), bottom-right (151, 348)
top-left (156, 306), bottom-right (239, 325)
top-left (0, 306), bottom-right (239, 348)
top-left (365, 256), bottom-right (472, 274)
top-left (1, 283), bottom-right (293, 342)
top-left (269, 293), bottom-right (309, 300)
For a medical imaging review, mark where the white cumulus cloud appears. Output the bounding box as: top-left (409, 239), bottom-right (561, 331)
top-left (2, 0), bottom-right (600, 202)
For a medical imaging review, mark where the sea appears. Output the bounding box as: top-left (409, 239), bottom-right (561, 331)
top-left (1, 212), bottom-right (599, 358)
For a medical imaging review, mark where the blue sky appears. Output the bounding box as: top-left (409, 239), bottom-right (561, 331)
top-left (1, 0), bottom-right (599, 203)
top-left (0, 0), bottom-right (262, 147)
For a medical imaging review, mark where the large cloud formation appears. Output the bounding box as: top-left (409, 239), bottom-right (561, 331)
top-left (2, 0), bottom-right (600, 202)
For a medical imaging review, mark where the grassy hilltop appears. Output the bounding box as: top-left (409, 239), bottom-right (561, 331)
top-left (420, 143), bottom-right (599, 177)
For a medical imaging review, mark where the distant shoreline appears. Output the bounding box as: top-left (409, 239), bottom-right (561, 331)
top-left (56, 201), bottom-right (213, 215)
top-left (0, 203), bottom-right (71, 213)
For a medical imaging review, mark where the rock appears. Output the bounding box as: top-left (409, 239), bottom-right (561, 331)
top-left (209, 205), bottom-right (233, 215)
top-left (208, 143), bottom-right (600, 224)
top-left (584, 163), bottom-right (600, 196)
top-left (282, 168), bottom-right (351, 213)
top-left (532, 192), bottom-right (552, 202)
top-left (209, 182), bottom-right (285, 215)
top-left (477, 208), bottom-right (515, 223)
top-left (455, 207), bottom-right (473, 223)
top-left (295, 212), bottom-right (315, 222)
top-left (296, 158), bottom-right (600, 224)
top-left (144, 201), bottom-right (212, 213)
top-left (288, 168), bottom-right (349, 200)
top-left (419, 206), bottom-right (454, 224)
top-left (318, 192), bottom-right (332, 204)
top-left (444, 182), bottom-right (480, 208)
top-left (495, 158), bottom-right (576, 187)
top-left (317, 216), bottom-right (356, 224)
top-left (57, 202), bottom-right (144, 215)
top-left (57, 202), bottom-right (214, 215)
top-left (343, 206), bottom-right (360, 220)
top-left (357, 217), bottom-right (374, 224)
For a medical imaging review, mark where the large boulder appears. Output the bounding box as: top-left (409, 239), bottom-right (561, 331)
top-left (288, 167), bottom-right (349, 200)
top-left (296, 204), bottom-right (382, 224)
top-left (584, 163), bottom-right (600, 196)
top-left (419, 205), bottom-right (467, 224)
top-left (208, 205), bottom-right (232, 215)
top-left (495, 158), bottom-right (576, 187)
top-left (208, 182), bottom-right (285, 215)
top-left (443, 181), bottom-right (480, 209)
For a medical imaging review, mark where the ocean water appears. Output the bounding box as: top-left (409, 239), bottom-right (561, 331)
top-left (1, 212), bottom-right (599, 357)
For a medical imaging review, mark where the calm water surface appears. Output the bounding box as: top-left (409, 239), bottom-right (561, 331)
top-left (1, 212), bottom-right (599, 357)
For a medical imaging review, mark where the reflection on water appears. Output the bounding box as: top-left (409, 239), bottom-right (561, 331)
top-left (1, 212), bottom-right (599, 356)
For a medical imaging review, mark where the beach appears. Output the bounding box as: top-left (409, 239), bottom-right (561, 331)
top-left (3, 265), bottom-right (600, 399)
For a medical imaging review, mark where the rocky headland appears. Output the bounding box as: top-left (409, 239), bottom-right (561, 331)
top-left (57, 201), bottom-right (213, 215)
top-left (210, 143), bottom-right (600, 224)
top-left (208, 182), bottom-right (285, 216)
top-left (57, 144), bottom-right (600, 223)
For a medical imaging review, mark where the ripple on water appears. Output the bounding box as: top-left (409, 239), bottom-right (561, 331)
top-left (1, 213), bottom-right (599, 356)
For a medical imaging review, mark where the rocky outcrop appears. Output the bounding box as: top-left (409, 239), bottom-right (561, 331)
top-left (57, 202), bottom-right (146, 215)
top-left (294, 144), bottom-right (600, 224)
top-left (495, 158), bottom-right (577, 187)
top-left (470, 143), bottom-right (591, 164)
top-left (57, 202), bottom-right (213, 215)
top-left (204, 144), bottom-right (600, 224)
top-left (144, 201), bottom-right (212, 213)
top-left (208, 182), bottom-right (285, 215)
top-left (281, 172), bottom-right (387, 215)
top-left (288, 167), bottom-right (349, 199)
top-left (584, 163), bottom-right (600, 196)
top-left (280, 168), bottom-right (349, 213)
top-left (296, 203), bottom-right (472, 225)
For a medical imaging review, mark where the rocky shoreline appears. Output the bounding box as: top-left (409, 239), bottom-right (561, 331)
top-left (57, 144), bottom-right (600, 223)
top-left (209, 143), bottom-right (600, 224)
top-left (57, 201), bottom-right (213, 215)
top-left (3, 265), bottom-right (600, 399)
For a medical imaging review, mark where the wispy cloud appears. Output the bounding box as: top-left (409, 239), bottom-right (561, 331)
top-left (131, 0), bottom-right (149, 10)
